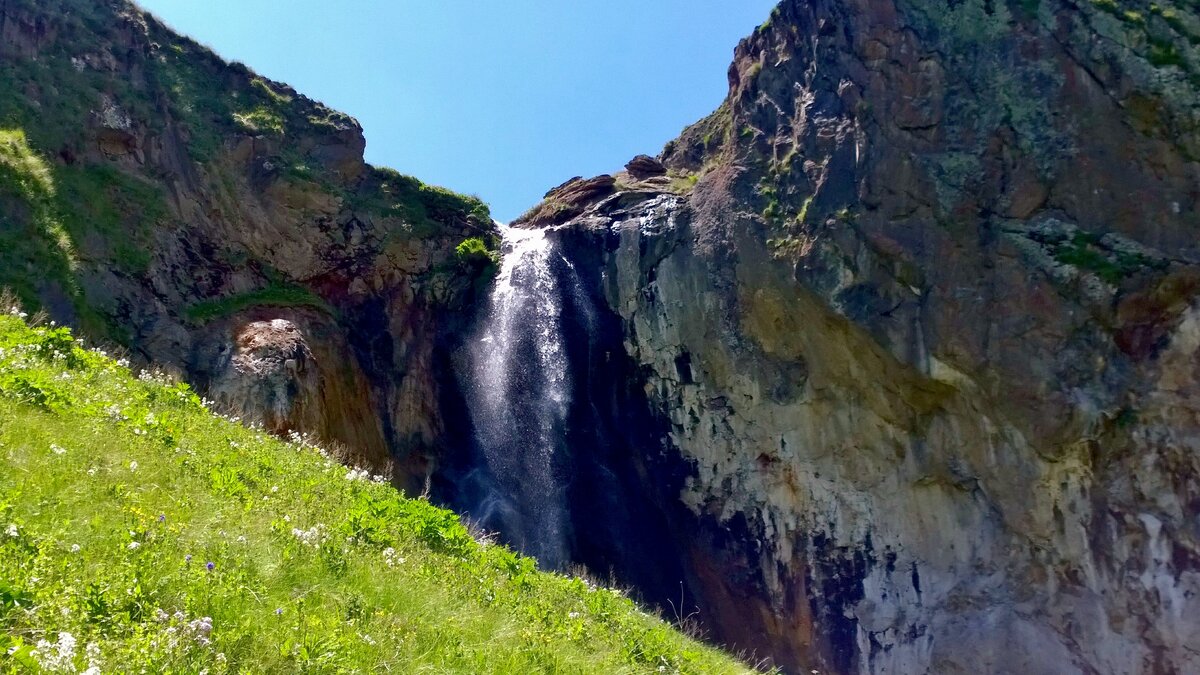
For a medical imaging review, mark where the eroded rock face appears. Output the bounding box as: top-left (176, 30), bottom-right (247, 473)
top-left (207, 318), bottom-right (318, 433)
top-left (196, 314), bottom-right (390, 467)
top-left (515, 0), bottom-right (1200, 672)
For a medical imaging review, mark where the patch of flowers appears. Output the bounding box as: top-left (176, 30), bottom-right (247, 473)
top-left (382, 547), bottom-right (405, 567)
top-left (31, 632), bottom-right (76, 673)
top-left (291, 524), bottom-right (328, 548)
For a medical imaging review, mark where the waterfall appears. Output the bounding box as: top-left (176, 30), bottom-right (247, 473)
top-left (464, 224), bottom-right (571, 568)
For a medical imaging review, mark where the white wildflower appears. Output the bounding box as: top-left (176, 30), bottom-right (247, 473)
top-left (5, 524), bottom-right (17, 538)
top-left (85, 641), bottom-right (101, 671)
top-left (32, 632), bottom-right (76, 672)
top-left (50, 444), bottom-right (66, 455)
top-left (382, 547), bottom-right (405, 567)
top-left (128, 461), bottom-right (138, 472)
top-left (291, 524), bottom-right (326, 547)
top-left (127, 541), bottom-right (140, 550)
top-left (70, 544), bottom-right (81, 553)
top-left (344, 468), bottom-right (370, 482)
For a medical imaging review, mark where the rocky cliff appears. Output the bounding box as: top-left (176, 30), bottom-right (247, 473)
top-left (507, 0), bottom-right (1200, 672)
top-left (6, 0), bottom-right (1200, 672)
top-left (0, 0), bottom-right (498, 489)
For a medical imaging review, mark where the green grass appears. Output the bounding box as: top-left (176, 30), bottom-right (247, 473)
top-left (185, 284), bottom-right (334, 324)
top-left (1050, 231), bottom-right (1165, 285)
top-left (232, 107), bottom-right (287, 136)
top-left (0, 129), bottom-right (81, 313)
top-left (351, 168), bottom-right (492, 236)
top-left (0, 311), bottom-right (755, 674)
top-left (54, 163), bottom-right (169, 274)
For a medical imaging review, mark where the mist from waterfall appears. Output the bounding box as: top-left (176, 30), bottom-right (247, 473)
top-left (464, 225), bottom-right (572, 569)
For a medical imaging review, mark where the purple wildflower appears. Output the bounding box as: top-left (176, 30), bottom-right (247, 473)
top-left (206, 561), bottom-right (215, 571)
top-left (158, 514), bottom-right (166, 523)
top-left (185, 554), bottom-right (192, 563)
top-left (275, 608), bottom-right (283, 616)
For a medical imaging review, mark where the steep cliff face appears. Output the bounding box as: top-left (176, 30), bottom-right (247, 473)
top-left (514, 0), bottom-right (1200, 672)
top-left (0, 0), bottom-right (497, 486)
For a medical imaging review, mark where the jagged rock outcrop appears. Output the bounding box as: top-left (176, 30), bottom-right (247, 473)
top-left (625, 154), bottom-right (667, 180)
top-left (0, 0), bottom-right (497, 488)
top-left (510, 0), bottom-right (1200, 672)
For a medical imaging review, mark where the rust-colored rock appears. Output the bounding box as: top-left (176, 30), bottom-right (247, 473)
top-left (512, 174), bottom-right (616, 227)
top-left (624, 154), bottom-right (667, 180)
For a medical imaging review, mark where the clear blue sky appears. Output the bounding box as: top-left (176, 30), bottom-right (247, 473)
top-left (134, 1), bottom-right (778, 222)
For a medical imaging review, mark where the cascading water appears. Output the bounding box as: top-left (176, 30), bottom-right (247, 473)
top-left (464, 225), bottom-right (572, 568)
top-left (452, 221), bottom-right (700, 625)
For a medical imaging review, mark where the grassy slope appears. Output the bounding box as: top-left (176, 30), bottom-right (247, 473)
top-left (0, 311), bottom-right (755, 674)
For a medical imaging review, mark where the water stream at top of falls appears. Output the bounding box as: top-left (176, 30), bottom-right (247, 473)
top-left (464, 224), bottom-right (572, 569)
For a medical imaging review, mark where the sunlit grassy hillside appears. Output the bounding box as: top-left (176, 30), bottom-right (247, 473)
top-left (0, 308), bottom-right (757, 674)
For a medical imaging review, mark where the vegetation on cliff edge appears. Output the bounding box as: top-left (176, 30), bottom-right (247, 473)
top-left (0, 0), bottom-right (496, 343)
top-left (0, 307), bottom-right (755, 674)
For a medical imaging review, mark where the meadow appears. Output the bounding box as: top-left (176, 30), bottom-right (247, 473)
top-left (0, 306), bottom-right (756, 674)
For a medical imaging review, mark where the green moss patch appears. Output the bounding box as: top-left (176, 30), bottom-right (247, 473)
top-left (185, 284), bottom-right (333, 324)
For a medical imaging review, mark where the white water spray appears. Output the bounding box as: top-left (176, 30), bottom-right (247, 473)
top-left (466, 225), bottom-right (571, 567)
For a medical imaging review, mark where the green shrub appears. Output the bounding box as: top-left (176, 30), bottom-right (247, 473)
top-left (455, 237), bottom-right (497, 262)
top-left (1148, 37), bottom-right (1186, 67)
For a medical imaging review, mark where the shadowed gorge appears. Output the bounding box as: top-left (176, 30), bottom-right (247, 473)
top-left (4, 0), bottom-right (1200, 673)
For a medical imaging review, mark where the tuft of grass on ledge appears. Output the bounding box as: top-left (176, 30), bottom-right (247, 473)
top-left (0, 309), bottom-right (758, 674)
top-left (184, 283), bottom-right (332, 324)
